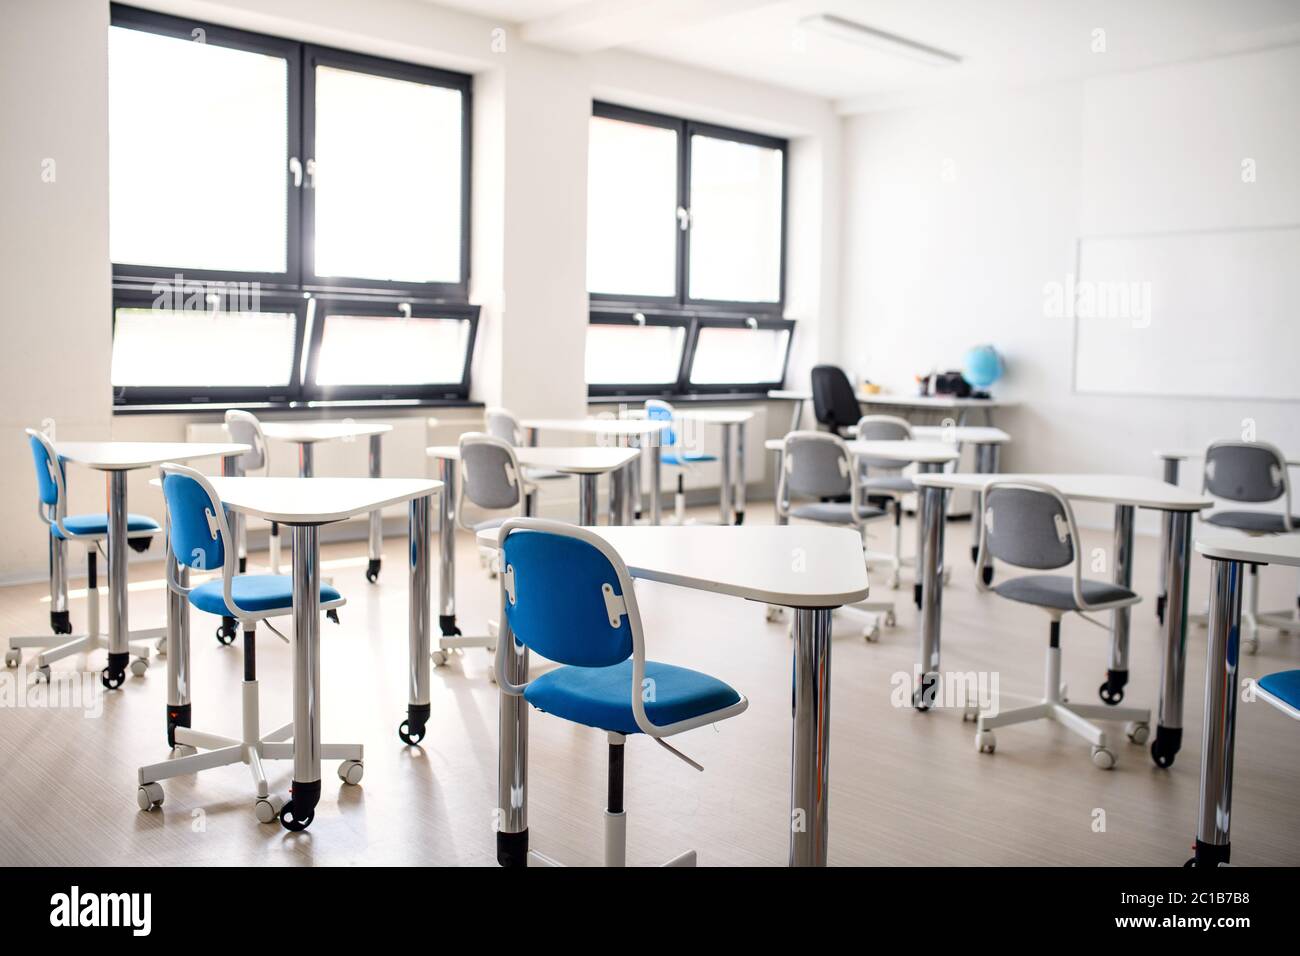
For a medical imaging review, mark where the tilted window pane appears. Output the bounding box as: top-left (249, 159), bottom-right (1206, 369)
top-left (587, 116), bottom-right (679, 297)
top-left (313, 315), bottom-right (469, 386)
top-left (688, 326), bottom-right (790, 385)
top-left (111, 307), bottom-right (297, 387)
top-left (688, 135), bottom-right (783, 303)
top-left (108, 27), bottom-right (288, 273)
top-left (585, 324), bottom-right (685, 385)
top-left (312, 66), bottom-right (463, 284)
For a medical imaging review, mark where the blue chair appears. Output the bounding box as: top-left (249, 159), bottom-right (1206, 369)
top-left (494, 518), bottom-right (747, 866)
top-left (6, 428), bottom-right (161, 685)
top-left (1257, 670), bottom-right (1300, 720)
top-left (646, 399), bottom-right (718, 524)
top-left (136, 463), bottom-right (362, 828)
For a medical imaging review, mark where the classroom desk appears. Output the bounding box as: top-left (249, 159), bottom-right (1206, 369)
top-left (478, 524), bottom-right (870, 867)
top-left (519, 418), bottom-right (669, 525)
top-left (1151, 448), bottom-right (1300, 624)
top-left (767, 389), bottom-right (811, 432)
top-left (198, 476), bottom-right (440, 829)
top-left (51, 441), bottom-right (250, 687)
top-left (912, 472), bottom-right (1212, 768)
top-left (856, 393), bottom-right (1014, 427)
top-left (1190, 529), bottom-right (1300, 866)
top-left (425, 445), bottom-right (640, 647)
top-left (259, 421), bottom-right (393, 582)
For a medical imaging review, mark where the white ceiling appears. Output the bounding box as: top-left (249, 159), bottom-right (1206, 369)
top-left (428, 0), bottom-right (1300, 110)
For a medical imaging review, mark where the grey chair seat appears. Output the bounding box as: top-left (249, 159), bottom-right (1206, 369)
top-left (862, 475), bottom-right (914, 493)
top-left (523, 467), bottom-right (570, 483)
top-left (1204, 510), bottom-right (1300, 534)
top-left (993, 574), bottom-right (1137, 612)
top-left (789, 502), bottom-right (887, 524)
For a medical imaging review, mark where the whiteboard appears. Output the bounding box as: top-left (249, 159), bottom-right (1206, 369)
top-left (1072, 226), bottom-right (1300, 400)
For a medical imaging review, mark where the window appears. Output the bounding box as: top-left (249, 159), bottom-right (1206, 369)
top-left (585, 103), bottom-right (792, 394)
top-left (107, 5), bottom-right (475, 407)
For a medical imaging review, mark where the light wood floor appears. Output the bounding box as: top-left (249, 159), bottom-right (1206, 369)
top-left (1, 505), bottom-right (1298, 867)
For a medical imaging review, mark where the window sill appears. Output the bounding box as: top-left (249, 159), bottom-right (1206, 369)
top-left (588, 391), bottom-right (774, 405)
top-left (113, 397), bottom-right (484, 416)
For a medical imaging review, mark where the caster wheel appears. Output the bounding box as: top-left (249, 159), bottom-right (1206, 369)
top-left (338, 760), bottom-right (364, 785)
top-left (1150, 740), bottom-right (1177, 769)
top-left (1245, 635), bottom-right (1260, 656)
top-left (976, 730), bottom-right (996, 754)
top-left (4, 649), bottom-right (20, 668)
top-left (887, 572), bottom-right (901, 590)
top-left (137, 782), bottom-right (164, 811)
top-left (280, 804), bottom-right (314, 832)
top-left (215, 623), bottom-right (237, 646)
top-left (33, 665), bottom-right (51, 684)
top-left (326, 609), bottom-right (340, 625)
top-left (398, 719), bottom-right (426, 746)
top-left (101, 667), bottom-right (125, 690)
top-left (962, 707), bottom-right (979, 723)
top-left (913, 688), bottom-right (931, 712)
top-left (170, 744), bottom-right (197, 758)
top-left (981, 565), bottom-right (994, 586)
top-left (1091, 746), bottom-right (1116, 770)
top-left (155, 636), bottom-right (167, 657)
top-left (129, 658), bottom-right (148, 677)
top-left (765, 605), bottom-right (784, 622)
top-left (863, 625), bottom-right (880, 643)
top-left (884, 610), bottom-right (897, 627)
top-left (431, 650), bottom-right (449, 667)
top-left (1099, 681), bottom-right (1124, 706)
top-left (1126, 722), bottom-right (1150, 745)
top-left (1059, 684), bottom-right (1069, 703)
top-left (254, 795), bottom-right (285, 824)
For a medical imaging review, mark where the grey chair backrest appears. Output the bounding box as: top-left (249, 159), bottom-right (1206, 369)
top-left (855, 414), bottom-right (912, 471)
top-left (485, 407), bottom-right (521, 446)
top-left (982, 483), bottom-right (1074, 570)
top-left (1204, 441), bottom-right (1286, 503)
top-left (459, 433), bottom-right (522, 512)
top-left (223, 409), bottom-right (267, 472)
top-left (781, 432), bottom-right (852, 501)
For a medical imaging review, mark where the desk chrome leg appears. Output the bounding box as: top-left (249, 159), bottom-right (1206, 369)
top-left (367, 433), bottom-right (383, 583)
top-left (789, 606), bottom-right (833, 867)
top-left (497, 614), bottom-right (530, 866)
top-left (650, 444), bottom-right (662, 526)
top-left (1157, 458), bottom-right (1179, 624)
top-left (165, 554), bottom-right (191, 748)
top-left (437, 457), bottom-right (458, 638)
top-left (298, 442), bottom-right (314, 478)
top-left (916, 479), bottom-right (947, 710)
top-left (579, 473), bottom-right (598, 526)
top-left (788, 399), bottom-right (804, 434)
top-left (734, 422), bottom-right (747, 524)
top-left (222, 455), bottom-right (246, 572)
top-left (1191, 557), bottom-right (1242, 866)
top-left (283, 524), bottom-right (322, 831)
top-left (719, 424), bottom-right (734, 525)
top-left (1101, 504), bottom-right (1135, 705)
top-left (1153, 509), bottom-right (1193, 768)
top-left (103, 469), bottom-right (131, 689)
top-left (401, 493), bottom-right (432, 746)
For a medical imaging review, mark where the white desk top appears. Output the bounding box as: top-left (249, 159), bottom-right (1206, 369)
top-left (1156, 448), bottom-right (1300, 466)
top-left (666, 408), bottom-right (754, 425)
top-left (911, 426), bottom-right (1011, 445)
top-left (519, 418), bottom-right (670, 437)
top-left (913, 472), bottom-right (1213, 511)
top-left (427, 445), bottom-right (639, 474)
top-left (764, 437), bottom-right (960, 465)
top-left (767, 389), bottom-right (808, 401)
top-left (1196, 529), bottom-right (1300, 567)
top-left (56, 441), bottom-right (251, 471)
top-left (478, 525), bottom-right (870, 607)
top-left (857, 393), bottom-right (1013, 409)
top-left (260, 421), bottom-right (393, 443)
top-left (201, 476), bottom-right (440, 524)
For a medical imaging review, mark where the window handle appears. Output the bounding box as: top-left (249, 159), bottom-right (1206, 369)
top-left (305, 159), bottom-right (317, 190)
top-left (676, 206), bottom-right (692, 231)
top-left (289, 156), bottom-right (303, 188)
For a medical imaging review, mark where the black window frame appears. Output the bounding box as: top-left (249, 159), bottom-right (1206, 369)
top-left (585, 309), bottom-right (692, 399)
top-left (108, 4), bottom-right (475, 409)
top-left (683, 314), bottom-right (796, 395)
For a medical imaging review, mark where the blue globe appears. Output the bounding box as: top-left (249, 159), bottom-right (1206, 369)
top-left (963, 345), bottom-right (1003, 390)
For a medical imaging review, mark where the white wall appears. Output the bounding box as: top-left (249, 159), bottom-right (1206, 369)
top-left (840, 45), bottom-right (1300, 532)
top-left (0, 0), bottom-right (842, 579)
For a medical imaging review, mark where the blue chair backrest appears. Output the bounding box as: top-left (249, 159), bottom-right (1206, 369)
top-left (645, 401), bottom-right (677, 448)
top-left (28, 431), bottom-right (63, 507)
top-left (162, 471), bottom-right (226, 572)
top-left (501, 529), bottom-right (633, 668)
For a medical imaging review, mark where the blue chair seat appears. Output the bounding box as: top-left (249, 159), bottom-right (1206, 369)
top-left (190, 575), bottom-right (341, 617)
top-left (524, 659), bottom-right (741, 735)
top-left (1258, 670), bottom-right (1300, 713)
top-left (52, 513), bottom-right (161, 539)
top-left (661, 451), bottom-right (717, 467)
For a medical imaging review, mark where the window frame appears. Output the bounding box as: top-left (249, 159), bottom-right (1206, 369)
top-left (108, 4), bottom-right (475, 409)
top-left (585, 309), bottom-right (692, 398)
top-left (682, 315), bottom-right (796, 395)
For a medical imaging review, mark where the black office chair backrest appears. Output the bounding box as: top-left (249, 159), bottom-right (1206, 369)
top-left (983, 485), bottom-right (1074, 571)
top-left (810, 365), bottom-right (860, 433)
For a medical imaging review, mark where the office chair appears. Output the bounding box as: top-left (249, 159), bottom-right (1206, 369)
top-left (136, 463), bottom-right (361, 827)
top-left (1196, 440), bottom-right (1300, 654)
top-left (646, 399), bottom-right (718, 524)
top-left (854, 415), bottom-right (915, 589)
top-left (810, 364), bottom-right (861, 436)
top-left (6, 428), bottom-right (161, 686)
top-left (494, 518), bottom-right (747, 866)
top-left (972, 480), bottom-right (1150, 769)
top-left (484, 407), bottom-right (572, 517)
top-left (770, 431), bottom-right (896, 640)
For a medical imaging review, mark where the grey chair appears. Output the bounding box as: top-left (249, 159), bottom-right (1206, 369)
top-left (1199, 440), bottom-right (1300, 653)
top-left (853, 415), bottom-right (915, 589)
top-left (771, 431), bottom-right (896, 640)
top-left (484, 406), bottom-right (571, 516)
top-left (973, 480), bottom-right (1150, 769)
